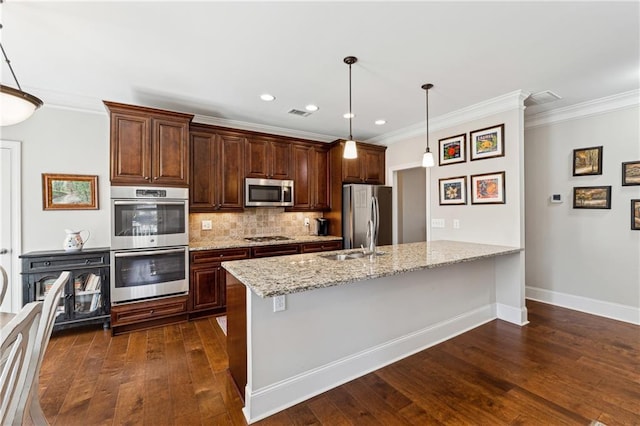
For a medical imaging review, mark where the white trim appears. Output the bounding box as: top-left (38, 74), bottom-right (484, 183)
top-left (526, 286), bottom-right (640, 325)
top-left (495, 303), bottom-right (529, 326)
top-left (525, 89), bottom-right (640, 129)
top-left (0, 140), bottom-right (22, 313)
top-left (242, 304), bottom-right (496, 424)
top-left (368, 90), bottom-right (530, 146)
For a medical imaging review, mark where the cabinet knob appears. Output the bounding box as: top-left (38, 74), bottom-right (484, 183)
top-left (144, 176), bottom-right (150, 180)
top-left (44, 261), bottom-right (51, 266)
top-left (150, 309), bottom-right (155, 314)
top-left (153, 177), bottom-right (158, 180)
top-left (85, 259), bottom-right (91, 265)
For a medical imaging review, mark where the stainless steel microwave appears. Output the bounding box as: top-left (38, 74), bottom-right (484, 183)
top-left (245, 178), bottom-right (294, 207)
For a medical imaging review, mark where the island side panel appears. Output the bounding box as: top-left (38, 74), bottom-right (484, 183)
top-left (226, 272), bottom-right (247, 401)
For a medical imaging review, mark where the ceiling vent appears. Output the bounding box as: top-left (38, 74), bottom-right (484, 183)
top-left (288, 108), bottom-right (311, 117)
top-left (525, 90), bottom-right (562, 106)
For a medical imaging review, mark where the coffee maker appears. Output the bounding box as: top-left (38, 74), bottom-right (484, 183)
top-left (315, 218), bottom-right (329, 236)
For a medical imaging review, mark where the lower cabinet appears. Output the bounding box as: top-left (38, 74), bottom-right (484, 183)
top-left (111, 295), bottom-right (188, 335)
top-left (189, 247), bottom-right (250, 319)
top-left (300, 240), bottom-right (342, 253)
top-left (20, 248), bottom-right (111, 331)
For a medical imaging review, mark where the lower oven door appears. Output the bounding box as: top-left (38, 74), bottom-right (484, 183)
top-left (111, 246), bottom-right (189, 304)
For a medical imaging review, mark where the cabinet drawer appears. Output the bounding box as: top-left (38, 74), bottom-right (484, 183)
top-left (111, 295), bottom-right (188, 326)
top-left (251, 244), bottom-right (300, 258)
top-left (23, 252), bottom-right (109, 272)
top-left (190, 248), bottom-right (251, 265)
top-left (300, 241), bottom-right (343, 253)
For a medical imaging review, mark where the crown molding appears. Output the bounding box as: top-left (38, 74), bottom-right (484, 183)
top-left (524, 89), bottom-right (640, 129)
top-left (367, 90), bottom-right (530, 146)
top-left (192, 115), bottom-right (336, 142)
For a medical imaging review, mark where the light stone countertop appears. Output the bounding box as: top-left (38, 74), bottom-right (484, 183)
top-left (189, 235), bottom-right (342, 251)
top-left (222, 240), bottom-right (523, 298)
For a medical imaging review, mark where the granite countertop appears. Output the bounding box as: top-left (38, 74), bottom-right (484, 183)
top-left (189, 235), bottom-right (342, 251)
top-left (222, 240), bottom-right (522, 298)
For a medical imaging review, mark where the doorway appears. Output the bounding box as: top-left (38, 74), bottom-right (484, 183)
top-left (395, 166), bottom-right (426, 244)
top-left (1, 140), bottom-right (22, 313)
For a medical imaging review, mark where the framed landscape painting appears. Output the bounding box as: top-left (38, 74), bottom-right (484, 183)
top-left (42, 173), bottom-right (99, 210)
top-left (439, 176), bottom-right (467, 205)
top-left (632, 200), bottom-right (640, 230)
top-left (622, 161), bottom-right (640, 186)
top-left (572, 186), bottom-right (611, 209)
top-left (470, 171), bottom-right (505, 204)
top-left (573, 146), bottom-right (602, 176)
top-left (470, 124), bottom-right (504, 161)
top-left (438, 134), bottom-right (466, 166)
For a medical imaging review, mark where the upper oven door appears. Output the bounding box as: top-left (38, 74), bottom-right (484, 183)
top-left (111, 199), bottom-right (188, 249)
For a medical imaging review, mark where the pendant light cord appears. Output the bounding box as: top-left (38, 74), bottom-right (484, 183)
top-left (425, 85), bottom-right (430, 151)
top-left (348, 61), bottom-right (353, 140)
top-left (0, 22), bottom-right (24, 91)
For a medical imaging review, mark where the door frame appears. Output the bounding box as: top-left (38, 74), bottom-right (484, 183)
top-left (387, 161), bottom-right (431, 244)
top-left (1, 140), bottom-right (22, 313)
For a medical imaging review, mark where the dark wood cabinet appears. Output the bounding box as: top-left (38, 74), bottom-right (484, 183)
top-left (20, 248), bottom-right (111, 331)
top-left (111, 295), bottom-right (188, 335)
top-left (189, 248), bottom-right (250, 318)
top-left (300, 240), bottom-right (343, 253)
top-left (339, 142), bottom-right (386, 184)
top-left (251, 244), bottom-right (300, 258)
top-left (289, 143), bottom-right (330, 211)
top-left (245, 137), bottom-right (292, 180)
top-left (190, 124), bottom-right (245, 212)
top-left (104, 101), bottom-right (193, 187)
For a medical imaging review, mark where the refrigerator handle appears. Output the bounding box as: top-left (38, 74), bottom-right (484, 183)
top-left (372, 196), bottom-right (380, 245)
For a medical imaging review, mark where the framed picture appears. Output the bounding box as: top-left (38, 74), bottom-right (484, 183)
top-left (470, 124), bottom-right (504, 161)
top-left (622, 161), bottom-right (640, 186)
top-left (573, 146), bottom-right (603, 176)
top-left (42, 173), bottom-right (99, 210)
top-left (470, 171), bottom-right (505, 204)
top-left (439, 176), bottom-right (467, 205)
top-left (632, 200), bottom-right (640, 230)
top-left (438, 134), bottom-right (466, 166)
top-left (572, 186), bottom-right (611, 209)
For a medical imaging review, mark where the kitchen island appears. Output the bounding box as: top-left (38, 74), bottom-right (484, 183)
top-left (223, 240), bottom-right (525, 423)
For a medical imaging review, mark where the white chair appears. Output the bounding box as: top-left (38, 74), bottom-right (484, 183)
top-left (0, 302), bottom-right (43, 426)
top-left (16, 271), bottom-right (70, 426)
top-left (0, 265), bottom-right (8, 307)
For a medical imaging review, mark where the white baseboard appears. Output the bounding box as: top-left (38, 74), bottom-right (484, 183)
top-left (526, 286), bottom-right (640, 325)
top-left (496, 303), bottom-right (529, 325)
top-left (243, 304), bottom-right (496, 423)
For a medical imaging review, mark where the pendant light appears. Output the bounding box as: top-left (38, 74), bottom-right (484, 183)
top-left (343, 56), bottom-right (358, 159)
top-left (0, 24), bottom-right (43, 126)
top-left (421, 83), bottom-right (435, 168)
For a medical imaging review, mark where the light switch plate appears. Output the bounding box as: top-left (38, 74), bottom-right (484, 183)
top-left (431, 218), bottom-right (445, 228)
top-left (202, 220), bottom-right (212, 230)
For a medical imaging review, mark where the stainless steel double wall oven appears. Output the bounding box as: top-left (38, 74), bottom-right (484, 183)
top-left (110, 186), bottom-right (189, 304)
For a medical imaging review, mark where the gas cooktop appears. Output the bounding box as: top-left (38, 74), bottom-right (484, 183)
top-left (244, 236), bottom-right (293, 242)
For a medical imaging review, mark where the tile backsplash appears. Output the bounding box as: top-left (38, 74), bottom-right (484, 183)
top-left (190, 209), bottom-right (324, 243)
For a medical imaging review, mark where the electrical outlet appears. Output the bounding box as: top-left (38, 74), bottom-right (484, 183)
top-left (431, 218), bottom-right (445, 228)
top-left (453, 219), bottom-right (460, 229)
top-left (304, 217), bottom-right (310, 226)
top-left (201, 220), bottom-right (212, 230)
top-left (273, 295), bottom-right (286, 312)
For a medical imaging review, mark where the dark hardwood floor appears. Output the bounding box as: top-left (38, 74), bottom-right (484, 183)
top-left (39, 301), bottom-right (639, 425)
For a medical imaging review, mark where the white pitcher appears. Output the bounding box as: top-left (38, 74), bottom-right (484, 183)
top-left (63, 229), bottom-right (90, 252)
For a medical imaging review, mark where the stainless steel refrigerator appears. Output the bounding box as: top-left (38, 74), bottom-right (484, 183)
top-left (342, 184), bottom-right (392, 249)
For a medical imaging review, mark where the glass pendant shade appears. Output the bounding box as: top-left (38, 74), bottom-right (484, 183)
top-left (422, 149), bottom-right (435, 168)
top-left (0, 85), bottom-right (43, 126)
top-left (344, 140), bottom-right (358, 159)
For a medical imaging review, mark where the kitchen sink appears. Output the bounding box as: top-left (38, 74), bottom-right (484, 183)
top-left (320, 251), bottom-right (385, 261)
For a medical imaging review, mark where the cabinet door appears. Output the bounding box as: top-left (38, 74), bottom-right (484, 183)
top-left (291, 144), bottom-right (312, 210)
top-left (342, 156), bottom-right (363, 183)
top-left (218, 133), bottom-right (245, 210)
top-left (70, 269), bottom-right (107, 319)
top-left (362, 147), bottom-right (385, 184)
top-left (191, 265), bottom-right (225, 311)
top-left (312, 147), bottom-right (330, 210)
top-left (270, 140), bottom-right (292, 180)
top-left (245, 138), bottom-right (270, 179)
top-left (110, 112), bottom-right (152, 185)
top-left (190, 131), bottom-right (217, 210)
top-left (152, 118), bottom-right (189, 186)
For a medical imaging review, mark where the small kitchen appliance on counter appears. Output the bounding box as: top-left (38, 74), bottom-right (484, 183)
top-left (316, 218), bottom-right (329, 236)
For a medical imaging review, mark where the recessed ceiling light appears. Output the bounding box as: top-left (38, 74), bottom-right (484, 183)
top-left (260, 94), bottom-right (275, 102)
top-left (375, 119), bottom-right (386, 125)
top-left (343, 112), bottom-right (355, 119)
top-left (305, 104), bottom-right (319, 112)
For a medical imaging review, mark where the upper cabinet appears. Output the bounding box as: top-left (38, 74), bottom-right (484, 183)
top-left (245, 137), bottom-right (292, 180)
top-left (332, 140), bottom-right (386, 185)
top-left (190, 124), bottom-right (245, 212)
top-left (288, 143), bottom-right (329, 211)
top-left (104, 101), bottom-right (193, 187)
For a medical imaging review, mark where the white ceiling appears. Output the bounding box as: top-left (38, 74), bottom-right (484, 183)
top-left (2, 1), bottom-right (639, 142)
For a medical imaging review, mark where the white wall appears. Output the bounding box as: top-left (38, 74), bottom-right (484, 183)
top-left (524, 103), bottom-right (640, 322)
top-left (397, 167), bottom-right (426, 243)
top-left (1, 106), bottom-right (111, 253)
